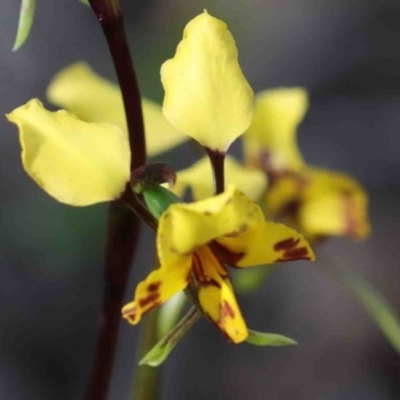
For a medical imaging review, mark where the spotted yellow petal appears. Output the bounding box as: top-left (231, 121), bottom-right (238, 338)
top-left (47, 62), bottom-right (188, 156)
top-left (266, 168), bottom-right (370, 240)
top-left (6, 99), bottom-right (130, 206)
top-left (161, 11), bottom-right (254, 152)
top-left (216, 220), bottom-right (315, 267)
top-left (245, 88), bottom-right (307, 172)
top-left (122, 258), bottom-right (191, 325)
top-left (193, 246), bottom-right (247, 343)
top-left (172, 155), bottom-right (267, 201)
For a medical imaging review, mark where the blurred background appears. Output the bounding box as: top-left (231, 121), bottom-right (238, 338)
top-left (1, 0), bottom-right (400, 399)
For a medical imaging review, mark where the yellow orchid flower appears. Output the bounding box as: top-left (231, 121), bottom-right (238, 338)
top-left (172, 155), bottom-right (267, 202)
top-left (161, 11), bottom-right (254, 152)
top-left (244, 88), bottom-right (370, 240)
top-left (266, 168), bottom-right (370, 240)
top-left (122, 186), bottom-right (315, 343)
top-left (47, 62), bottom-right (188, 157)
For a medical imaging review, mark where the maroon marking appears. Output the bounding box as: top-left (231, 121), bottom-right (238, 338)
top-left (138, 292), bottom-right (160, 308)
top-left (279, 199), bottom-right (300, 220)
top-left (274, 238), bottom-right (311, 261)
top-left (147, 281), bottom-right (161, 293)
top-left (210, 241), bottom-right (244, 267)
top-left (220, 300), bottom-right (235, 319)
top-left (192, 253), bottom-right (206, 282)
top-left (200, 279), bottom-right (222, 289)
top-left (274, 238), bottom-right (300, 251)
top-left (341, 189), bottom-right (361, 238)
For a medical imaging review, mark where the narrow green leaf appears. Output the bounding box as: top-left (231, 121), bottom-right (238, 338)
top-left (246, 329), bottom-right (298, 347)
top-left (79, 0), bottom-right (90, 5)
top-left (13, 0), bottom-right (36, 51)
top-left (140, 307), bottom-right (200, 367)
top-left (345, 270), bottom-right (400, 354)
top-left (139, 340), bottom-right (175, 367)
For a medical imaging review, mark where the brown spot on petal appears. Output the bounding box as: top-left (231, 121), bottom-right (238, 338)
top-left (138, 292), bottom-right (160, 308)
top-left (341, 189), bottom-right (363, 238)
top-left (210, 241), bottom-right (244, 267)
top-left (147, 281), bottom-right (161, 293)
top-left (192, 252), bottom-right (206, 282)
top-left (274, 237), bottom-right (300, 251)
top-left (274, 237), bottom-right (311, 261)
top-left (220, 300), bottom-right (235, 319)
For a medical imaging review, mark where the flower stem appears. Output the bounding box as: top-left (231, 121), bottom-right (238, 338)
top-left (89, 0), bottom-right (146, 170)
top-left (131, 310), bottom-right (161, 400)
top-left (84, 202), bottom-right (141, 400)
top-left (155, 306), bottom-right (201, 352)
top-left (205, 148), bottom-right (225, 195)
top-left (84, 1), bottom-right (150, 399)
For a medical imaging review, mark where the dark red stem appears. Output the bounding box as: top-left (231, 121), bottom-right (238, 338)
top-left (84, 202), bottom-right (140, 400)
top-left (205, 148), bottom-right (226, 195)
top-left (84, 1), bottom-right (148, 399)
top-left (89, 0), bottom-right (146, 170)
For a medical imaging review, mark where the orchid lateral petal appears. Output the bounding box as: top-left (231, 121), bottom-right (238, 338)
top-left (217, 220), bottom-right (315, 267)
top-left (245, 88), bottom-right (308, 172)
top-left (122, 258), bottom-right (192, 325)
top-left (13, 0), bottom-right (36, 51)
top-left (193, 246), bottom-right (248, 343)
top-left (6, 99), bottom-right (130, 206)
top-left (172, 155), bottom-right (267, 201)
top-left (47, 62), bottom-right (188, 156)
top-left (246, 329), bottom-right (297, 347)
top-left (161, 11), bottom-right (254, 152)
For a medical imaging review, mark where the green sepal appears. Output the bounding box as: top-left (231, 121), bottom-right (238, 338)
top-left (345, 270), bottom-right (400, 354)
top-left (13, 0), bottom-right (36, 51)
top-left (142, 186), bottom-right (182, 219)
top-left (246, 329), bottom-right (298, 347)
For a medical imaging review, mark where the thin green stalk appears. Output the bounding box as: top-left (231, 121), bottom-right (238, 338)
top-left (132, 310), bottom-right (161, 400)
